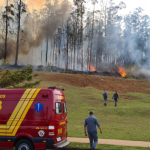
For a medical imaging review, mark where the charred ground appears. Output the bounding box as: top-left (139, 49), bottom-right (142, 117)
top-left (36, 72), bottom-right (150, 95)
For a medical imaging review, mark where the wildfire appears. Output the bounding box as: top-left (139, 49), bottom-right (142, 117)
top-left (90, 63), bottom-right (96, 72)
top-left (118, 67), bottom-right (127, 77)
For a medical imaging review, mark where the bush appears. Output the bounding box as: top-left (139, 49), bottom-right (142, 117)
top-left (0, 65), bottom-right (41, 88)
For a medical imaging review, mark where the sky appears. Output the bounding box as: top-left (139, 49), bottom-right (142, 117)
top-left (0, 0), bottom-right (62, 12)
top-left (0, 0), bottom-right (149, 15)
top-left (114, 0), bottom-right (150, 16)
top-left (69, 0), bottom-right (150, 16)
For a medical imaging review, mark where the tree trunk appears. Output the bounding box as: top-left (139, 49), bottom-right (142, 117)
top-left (66, 22), bottom-right (69, 70)
top-left (41, 45), bottom-right (42, 65)
top-left (53, 39), bottom-right (55, 65)
top-left (73, 23), bottom-right (76, 70)
top-left (81, 2), bottom-right (83, 71)
top-left (71, 36), bottom-right (73, 69)
top-left (4, 0), bottom-right (8, 60)
top-left (88, 35), bottom-right (90, 71)
top-left (89, 3), bottom-right (95, 70)
top-left (15, 0), bottom-right (21, 66)
top-left (46, 35), bottom-right (48, 66)
top-left (104, 6), bottom-right (107, 64)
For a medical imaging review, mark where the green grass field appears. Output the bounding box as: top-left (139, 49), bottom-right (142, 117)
top-left (34, 74), bottom-right (150, 149)
top-left (44, 81), bottom-right (150, 142)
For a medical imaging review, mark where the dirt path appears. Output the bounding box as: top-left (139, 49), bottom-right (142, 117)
top-left (68, 137), bottom-right (150, 147)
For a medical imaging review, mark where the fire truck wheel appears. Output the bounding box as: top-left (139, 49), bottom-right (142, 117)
top-left (15, 139), bottom-right (34, 150)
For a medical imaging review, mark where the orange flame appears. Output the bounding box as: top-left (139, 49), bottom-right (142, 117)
top-left (118, 67), bottom-right (127, 77)
top-left (90, 63), bottom-right (96, 72)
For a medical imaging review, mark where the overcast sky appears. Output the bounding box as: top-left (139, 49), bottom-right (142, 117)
top-left (114, 0), bottom-right (150, 15)
top-left (0, 0), bottom-right (149, 16)
top-left (69, 0), bottom-right (150, 16)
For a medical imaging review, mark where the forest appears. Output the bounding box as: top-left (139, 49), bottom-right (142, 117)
top-left (0, 0), bottom-right (150, 72)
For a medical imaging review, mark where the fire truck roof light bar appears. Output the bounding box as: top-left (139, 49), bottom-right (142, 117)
top-left (48, 86), bottom-right (65, 91)
top-left (48, 86), bottom-right (57, 89)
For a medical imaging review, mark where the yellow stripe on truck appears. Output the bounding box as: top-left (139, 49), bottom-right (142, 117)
top-left (0, 89), bottom-right (31, 129)
top-left (6, 89), bottom-right (36, 133)
top-left (11, 89), bottom-right (40, 136)
top-left (10, 89), bottom-right (31, 122)
top-left (21, 89), bottom-right (40, 120)
top-left (21, 89), bottom-right (31, 99)
top-left (21, 89), bottom-right (40, 119)
top-left (0, 89), bottom-right (41, 136)
top-left (0, 89), bottom-right (32, 132)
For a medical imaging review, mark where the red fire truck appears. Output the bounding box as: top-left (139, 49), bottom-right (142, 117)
top-left (0, 86), bottom-right (69, 150)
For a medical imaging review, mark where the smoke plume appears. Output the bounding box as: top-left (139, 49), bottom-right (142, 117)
top-left (0, 0), bottom-right (71, 61)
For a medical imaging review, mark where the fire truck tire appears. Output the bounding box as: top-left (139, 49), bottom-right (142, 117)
top-left (15, 139), bottom-right (34, 150)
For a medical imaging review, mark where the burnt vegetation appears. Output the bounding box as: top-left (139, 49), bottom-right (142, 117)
top-left (0, 0), bottom-right (150, 78)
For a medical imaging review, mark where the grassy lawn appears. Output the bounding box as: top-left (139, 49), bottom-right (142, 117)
top-left (67, 86), bottom-right (150, 141)
top-left (40, 81), bottom-right (150, 141)
top-left (67, 142), bottom-right (150, 150)
top-left (34, 76), bottom-right (150, 142)
top-left (32, 72), bottom-right (150, 149)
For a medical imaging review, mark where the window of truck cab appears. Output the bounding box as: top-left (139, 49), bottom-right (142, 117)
top-left (55, 102), bottom-right (62, 114)
top-left (63, 102), bottom-right (67, 113)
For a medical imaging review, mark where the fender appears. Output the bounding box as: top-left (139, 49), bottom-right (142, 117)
top-left (16, 132), bottom-right (33, 138)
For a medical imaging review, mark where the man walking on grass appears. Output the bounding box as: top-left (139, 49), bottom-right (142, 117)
top-left (84, 111), bottom-right (102, 150)
top-left (103, 90), bottom-right (107, 106)
top-left (112, 90), bottom-right (119, 106)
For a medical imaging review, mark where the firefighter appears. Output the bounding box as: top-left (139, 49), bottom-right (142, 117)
top-left (103, 90), bottom-right (107, 106)
top-left (84, 111), bottom-right (102, 150)
top-left (112, 91), bottom-right (119, 106)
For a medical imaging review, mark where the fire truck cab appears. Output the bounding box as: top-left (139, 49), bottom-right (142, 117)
top-left (0, 87), bottom-right (69, 150)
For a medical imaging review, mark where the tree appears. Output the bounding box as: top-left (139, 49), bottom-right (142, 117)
top-left (123, 8), bottom-right (150, 67)
top-left (0, 64), bottom-right (41, 88)
top-left (74, 0), bottom-right (85, 70)
top-left (0, 1), bottom-right (14, 59)
top-left (14, 0), bottom-right (27, 66)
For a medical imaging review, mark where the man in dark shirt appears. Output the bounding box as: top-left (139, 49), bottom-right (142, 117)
top-left (112, 91), bottom-right (119, 106)
top-left (103, 90), bottom-right (107, 106)
top-left (84, 111), bottom-right (102, 150)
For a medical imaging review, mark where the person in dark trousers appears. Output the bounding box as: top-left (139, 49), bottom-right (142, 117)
top-left (112, 91), bottom-right (119, 106)
top-left (84, 111), bottom-right (102, 150)
top-left (103, 90), bottom-right (107, 106)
